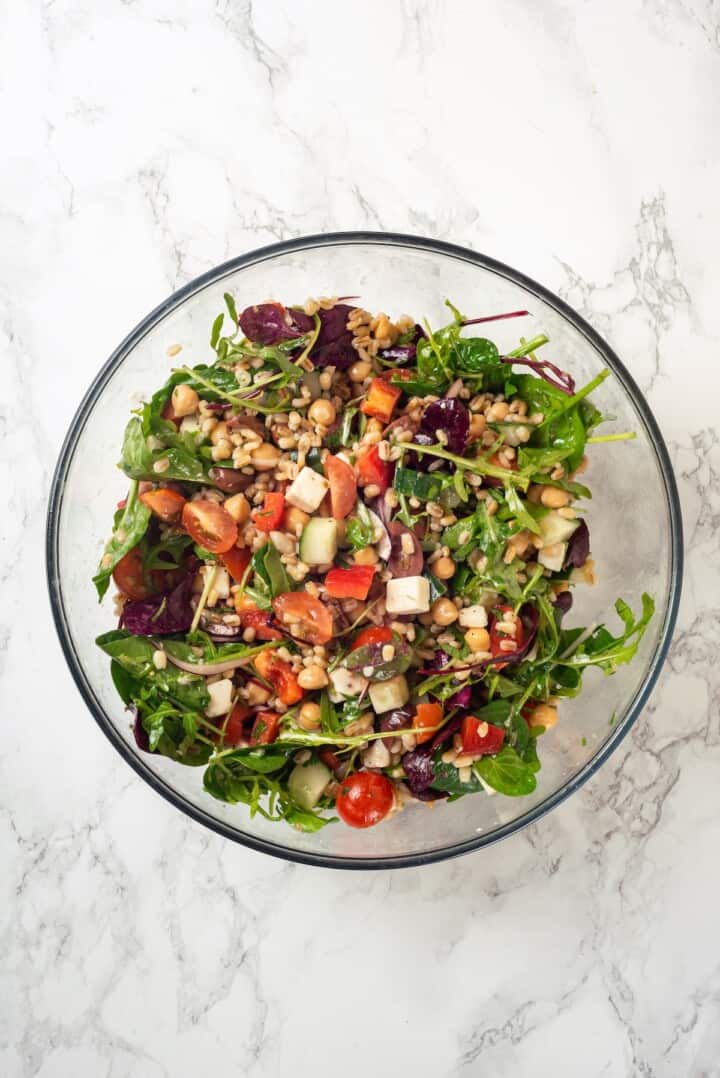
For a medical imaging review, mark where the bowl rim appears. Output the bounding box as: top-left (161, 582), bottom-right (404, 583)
top-left (46, 231), bottom-right (684, 870)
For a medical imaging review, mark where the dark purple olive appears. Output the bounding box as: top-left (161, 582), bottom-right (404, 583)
top-left (420, 398), bottom-right (470, 455)
top-left (387, 521), bottom-right (424, 578)
top-left (132, 708), bottom-right (150, 752)
top-left (380, 708), bottom-right (413, 733)
top-left (226, 414), bottom-right (267, 439)
top-left (198, 612), bottom-right (243, 637)
top-left (553, 591), bottom-right (574, 617)
top-left (563, 520), bottom-right (590, 569)
top-left (447, 685), bottom-right (472, 709)
top-left (208, 467), bottom-right (252, 494)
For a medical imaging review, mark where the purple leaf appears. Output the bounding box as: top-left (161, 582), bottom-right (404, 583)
top-left (461, 310), bottom-right (530, 327)
top-left (501, 354), bottom-right (575, 395)
top-left (239, 303), bottom-right (311, 345)
top-left (447, 685), bottom-right (472, 709)
top-left (564, 520), bottom-right (590, 569)
top-left (310, 304), bottom-right (357, 369)
top-left (378, 344), bottom-right (417, 365)
top-left (121, 570), bottom-right (196, 636)
top-left (132, 707), bottom-right (150, 752)
top-left (401, 713), bottom-right (465, 799)
top-left (420, 398), bottom-right (470, 455)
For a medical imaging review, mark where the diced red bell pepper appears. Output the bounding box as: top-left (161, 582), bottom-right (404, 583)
top-left (139, 487), bottom-right (187, 522)
top-left (222, 703), bottom-right (252, 747)
top-left (361, 377), bottom-right (402, 424)
top-left (221, 546), bottom-right (252, 583)
top-left (324, 565), bottom-right (375, 600)
top-left (357, 445), bottom-right (394, 494)
top-left (350, 626), bottom-right (393, 651)
top-left (250, 709), bottom-right (281, 746)
top-left (252, 491), bottom-right (286, 533)
top-left (413, 702), bottom-right (443, 745)
top-left (460, 716), bottom-right (506, 756)
top-left (234, 596), bottom-right (284, 640)
top-left (254, 650), bottom-right (303, 706)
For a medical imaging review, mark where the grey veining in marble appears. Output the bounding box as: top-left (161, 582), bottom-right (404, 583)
top-left (1, 1), bottom-right (718, 1075)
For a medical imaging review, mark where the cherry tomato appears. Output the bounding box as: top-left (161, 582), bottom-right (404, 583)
top-left (139, 487), bottom-right (186, 522)
top-left (356, 445), bottom-right (394, 494)
top-left (361, 377), bottom-right (402, 424)
top-left (221, 546), bottom-right (252, 583)
top-left (272, 592), bottom-right (333, 645)
top-left (324, 565), bottom-right (375, 600)
top-left (412, 702), bottom-right (443, 745)
top-left (350, 626), bottom-right (393, 652)
top-left (250, 709), bottom-right (282, 746)
top-left (489, 604), bottom-right (525, 668)
top-left (222, 703), bottom-right (252, 747)
top-left (324, 455), bottom-right (357, 520)
top-left (113, 546), bottom-right (154, 600)
top-left (335, 772), bottom-right (394, 829)
top-left (254, 650), bottom-right (303, 706)
top-left (483, 452), bottom-right (518, 489)
top-left (460, 716), bottom-right (506, 756)
top-left (252, 492), bottom-right (285, 533)
top-left (234, 596), bottom-right (284, 641)
top-left (181, 500), bottom-right (238, 554)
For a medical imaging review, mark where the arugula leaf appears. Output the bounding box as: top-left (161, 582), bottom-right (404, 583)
top-left (393, 466), bottom-right (446, 502)
top-left (475, 745), bottom-right (537, 796)
top-left (346, 501), bottom-right (376, 551)
top-left (504, 485), bottom-right (541, 536)
top-left (93, 480), bottom-right (152, 600)
top-left (515, 374), bottom-right (588, 472)
top-left (554, 593), bottom-right (655, 674)
top-left (96, 631), bottom-right (210, 712)
top-left (250, 543), bottom-right (291, 600)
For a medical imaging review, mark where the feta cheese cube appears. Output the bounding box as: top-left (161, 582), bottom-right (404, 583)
top-left (329, 667), bottom-right (369, 701)
top-left (538, 542), bottom-right (567, 573)
top-left (385, 576), bottom-right (430, 616)
top-left (201, 564), bottom-right (230, 602)
top-left (458, 604), bottom-right (489, 629)
top-left (369, 674), bottom-right (409, 714)
top-left (205, 679), bottom-right (233, 718)
top-left (286, 467), bottom-right (329, 513)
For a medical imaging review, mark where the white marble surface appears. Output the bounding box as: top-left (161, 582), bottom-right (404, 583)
top-left (1, 1), bottom-right (718, 1074)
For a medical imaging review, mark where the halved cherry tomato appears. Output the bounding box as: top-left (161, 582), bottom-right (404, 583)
top-left (139, 487), bottom-right (186, 522)
top-left (361, 377), bottom-right (402, 424)
top-left (460, 716), bottom-right (506, 756)
top-left (254, 650), bottom-right (303, 706)
top-left (335, 772), bottom-right (394, 829)
top-left (350, 626), bottom-right (393, 652)
top-left (357, 445), bottom-right (394, 494)
top-left (113, 546), bottom-right (153, 600)
top-left (250, 709), bottom-right (282, 746)
top-left (234, 596), bottom-right (284, 640)
top-left (221, 546), bottom-right (252, 583)
top-left (483, 452), bottom-right (518, 489)
top-left (489, 604), bottom-right (525, 668)
top-left (413, 702), bottom-right (443, 745)
top-left (324, 455), bottom-right (357, 519)
top-left (222, 703), bottom-right (252, 748)
top-left (272, 592), bottom-right (333, 645)
top-left (181, 500), bottom-right (238, 554)
top-left (252, 492), bottom-right (285, 533)
top-left (324, 565), bottom-right (375, 600)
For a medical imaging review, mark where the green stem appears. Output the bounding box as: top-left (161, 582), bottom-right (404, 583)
top-left (178, 366), bottom-right (290, 415)
top-left (586, 431), bottom-right (636, 444)
top-left (406, 441), bottom-right (530, 490)
top-left (506, 334), bottom-right (549, 358)
top-left (537, 368), bottom-right (611, 430)
top-left (190, 565), bottom-right (216, 635)
top-left (293, 313), bottom-right (321, 368)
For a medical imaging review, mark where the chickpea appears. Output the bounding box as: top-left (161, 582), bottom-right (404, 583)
top-left (224, 493), bottom-right (250, 524)
top-left (250, 442), bottom-right (281, 471)
top-left (354, 545), bottom-right (378, 566)
top-left (431, 598), bottom-right (459, 626)
top-left (297, 701), bottom-right (322, 731)
top-left (469, 414), bottom-right (487, 440)
top-left (284, 506), bottom-right (310, 534)
top-left (171, 384), bottom-right (199, 417)
top-left (308, 399), bottom-right (337, 426)
top-left (487, 401), bottom-right (510, 422)
top-left (540, 485), bottom-right (570, 509)
top-left (433, 556), bottom-right (456, 580)
top-left (210, 421), bottom-right (230, 446)
top-left (465, 627), bottom-right (491, 653)
top-left (349, 360), bottom-right (372, 382)
top-left (527, 703), bottom-right (558, 730)
top-left (297, 665), bottom-right (329, 691)
top-left (211, 442), bottom-right (232, 462)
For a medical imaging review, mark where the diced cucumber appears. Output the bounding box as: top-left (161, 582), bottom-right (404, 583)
top-left (299, 518), bottom-right (338, 565)
top-left (287, 759), bottom-right (331, 810)
top-left (539, 510), bottom-right (580, 547)
top-left (369, 674), bottom-right (410, 714)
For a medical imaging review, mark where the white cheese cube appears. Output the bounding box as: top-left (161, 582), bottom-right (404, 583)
top-left (329, 667), bottom-right (369, 701)
top-left (201, 564), bottom-right (230, 602)
top-left (385, 576), bottom-right (430, 616)
top-left (286, 467), bottom-right (329, 513)
top-left (369, 675), bottom-right (409, 714)
top-left (538, 542), bottom-right (567, 573)
top-left (205, 679), bottom-right (234, 718)
top-left (179, 414), bottom-right (200, 435)
top-left (458, 604), bottom-right (489, 629)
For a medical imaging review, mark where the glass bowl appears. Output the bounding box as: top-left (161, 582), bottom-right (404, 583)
top-left (46, 233), bottom-right (683, 869)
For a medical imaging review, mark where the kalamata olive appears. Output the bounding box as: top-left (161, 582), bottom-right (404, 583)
top-left (226, 414), bottom-right (267, 439)
top-left (564, 520), bottom-right (590, 569)
top-left (380, 708), bottom-right (413, 733)
top-left (387, 521), bottom-right (424, 578)
top-left (208, 467), bottom-right (252, 493)
top-left (420, 398), bottom-right (470, 455)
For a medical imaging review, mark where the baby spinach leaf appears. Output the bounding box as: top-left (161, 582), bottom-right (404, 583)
top-left (431, 756), bottom-right (484, 799)
top-left (451, 337), bottom-right (505, 389)
top-left (475, 745), bottom-right (537, 796)
top-left (93, 479), bottom-right (152, 600)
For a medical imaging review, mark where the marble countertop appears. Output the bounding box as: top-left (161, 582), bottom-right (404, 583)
top-left (2, 1), bottom-right (717, 1075)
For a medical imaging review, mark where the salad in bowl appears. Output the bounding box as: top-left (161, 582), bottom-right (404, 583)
top-left (93, 294), bottom-right (653, 832)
